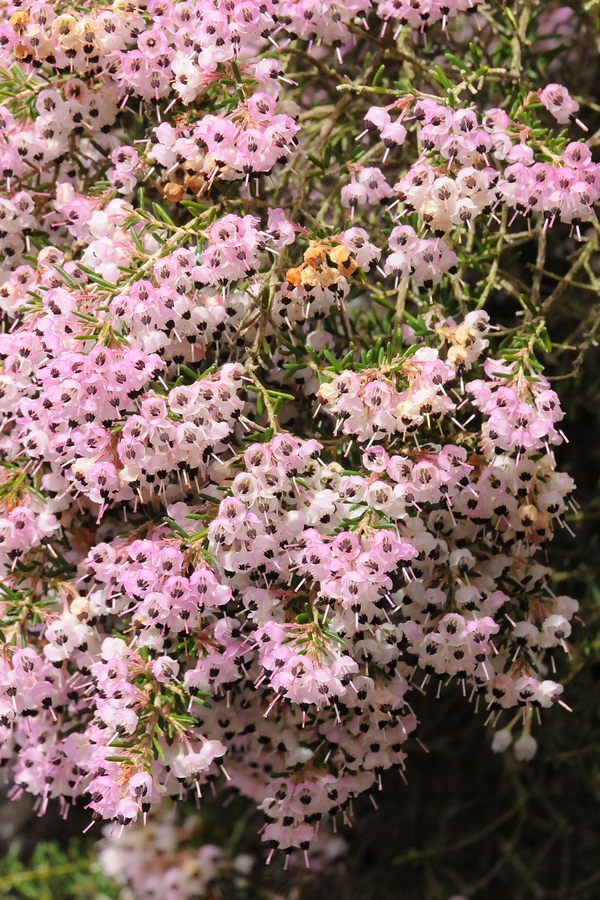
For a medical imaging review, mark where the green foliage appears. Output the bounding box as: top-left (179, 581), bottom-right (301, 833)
top-left (0, 841), bottom-right (119, 900)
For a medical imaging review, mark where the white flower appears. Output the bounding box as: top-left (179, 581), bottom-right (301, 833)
top-left (514, 735), bottom-right (538, 761)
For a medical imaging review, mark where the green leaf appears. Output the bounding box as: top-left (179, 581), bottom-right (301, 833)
top-left (519, 293), bottom-right (538, 315)
top-left (152, 202), bottom-right (176, 226)
top-left (53, 265), bottom-right (81, 290)
top-left (323, 348), bottom-right (343, 372)
top-left (323, 630), bottom-right (346, 646)
top-left (432, 66), bottom-right (453, 89)
top-left (231, 59), bottom-right (243, 83)
top-left (266, 389), bottom-right (296, 401)
top-left (445, 52), bottom-right (470, 71)
top-left (372, 64), bottom-right (386, 86)
top-left (307, 153), bottom-right (325, 171)
top-left (72, 311), bottom-right (100, 324)
top-left (200, 547), bottom-right (219, 568)
top-left (538, 327), bottom-right (553, 352)
top-left (181, 199), bottom-right (210, 214)
top-left (164, 516), bottom-right (189, 538)
top-left (129, 226), bottom-right (147, 255)
top-left (468, 43), bottom-right (481, 68)
top-left (77, 264), bottom-right (117, 289)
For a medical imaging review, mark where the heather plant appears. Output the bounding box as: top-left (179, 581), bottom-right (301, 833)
top-left (0, 0), bottom-right (599, 895)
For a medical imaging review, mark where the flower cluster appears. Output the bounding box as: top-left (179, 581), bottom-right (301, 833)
top-left (147, 84), bottom-right (300, 200)
top-left (99, 807), bottom-right (256, 899)
top-left (1, 320), bottom-right (578, 855)
top-left (0, 0), bottom-right (587, 877)
top-left (317, 344), bottom-right (457, 439)
top-left (358, 98), bottom-right (600, 243)
top-left (383, 224), bottom-right (459, 288)
top-left (275, 230), bottom-right (380, 325)
top-left (377, 0), bottom-right (478, 35)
